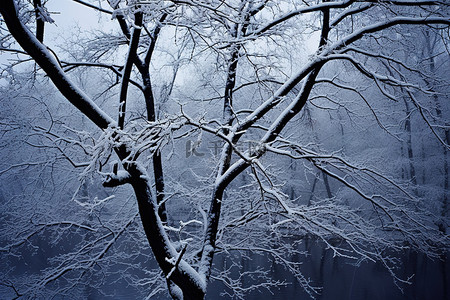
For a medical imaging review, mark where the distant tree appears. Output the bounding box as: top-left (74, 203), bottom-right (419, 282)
top-left (0, 0), bottom-right (449, 299)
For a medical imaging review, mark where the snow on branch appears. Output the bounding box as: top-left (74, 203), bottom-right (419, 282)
top-left (35, 5), bottom-right (54, 23)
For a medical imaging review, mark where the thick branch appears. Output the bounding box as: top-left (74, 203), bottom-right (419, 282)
top-left (127, 164), bottom-right (206, 299)
top-left (33, 0), bottom-right (44, 42)
top-left (118, 12), bottom-right (143, 130)
top-left (102, 170), bottom-right (132, 187)
top-left (109, 1), bottom-right (169, 224)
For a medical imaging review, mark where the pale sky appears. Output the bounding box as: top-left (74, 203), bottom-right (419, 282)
top-left (45, 0), bottom-right (112, 48)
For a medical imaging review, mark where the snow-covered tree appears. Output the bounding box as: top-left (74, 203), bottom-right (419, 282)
top-left (0, 0), bottom-right (448, 299)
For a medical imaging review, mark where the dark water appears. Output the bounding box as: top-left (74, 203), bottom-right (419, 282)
top-left (89, 241), bottom-right (447, 300)
top-left (3, 236), bottom-right (448, 299)
top-left (206, 243), bottom-right (449, 300)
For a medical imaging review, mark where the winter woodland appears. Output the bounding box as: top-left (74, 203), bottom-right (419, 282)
top-left (0, 0), bottom-right (449, 299)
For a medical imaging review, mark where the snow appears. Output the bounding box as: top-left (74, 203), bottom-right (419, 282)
top-left (36, 6), bottom-right (55, 23)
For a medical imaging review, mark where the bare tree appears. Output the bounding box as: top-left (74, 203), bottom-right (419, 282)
top-left (0, 0), bottom-right (449, 299)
